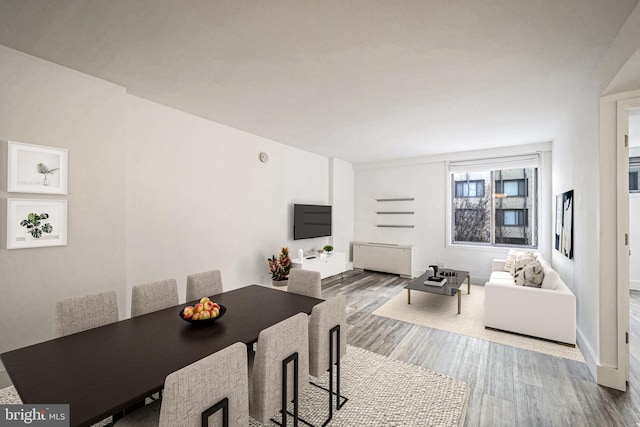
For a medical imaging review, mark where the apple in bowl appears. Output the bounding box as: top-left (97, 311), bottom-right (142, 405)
top-left (180, 298), bottom-right (226, 324)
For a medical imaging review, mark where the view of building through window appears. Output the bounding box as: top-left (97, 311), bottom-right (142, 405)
top-left (451, 168), bottom-right (537, 247)
top-left (630, 157), bottom-right (640, 192)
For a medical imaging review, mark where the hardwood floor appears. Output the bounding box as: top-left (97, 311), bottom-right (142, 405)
top-left (322, 270), bottom-right (640, 426)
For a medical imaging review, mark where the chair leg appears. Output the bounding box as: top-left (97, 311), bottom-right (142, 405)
top-left (282, 352), bottom-right (299, 427)
top-left (322, 325), bottom-right (343, 427)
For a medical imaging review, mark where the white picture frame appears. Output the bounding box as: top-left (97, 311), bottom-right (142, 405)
top-left (7, 199), bottom-right (68, 249)
top-left (7, 141), bottom-right (68, 194)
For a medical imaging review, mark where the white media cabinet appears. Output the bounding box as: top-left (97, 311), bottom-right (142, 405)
top-left (352, 242), bottom-right (413, 278)
top-left (291, 252), bottom-right (347, 279)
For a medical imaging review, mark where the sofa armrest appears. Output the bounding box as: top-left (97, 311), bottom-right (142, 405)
top-left (492, 259), bottom-right (506, 272)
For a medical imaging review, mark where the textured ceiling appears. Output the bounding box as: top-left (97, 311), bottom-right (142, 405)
top-left (0, 0), bottom-right (637, 163)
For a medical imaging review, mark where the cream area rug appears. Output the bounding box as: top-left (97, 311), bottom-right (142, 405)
top-left (251, 345), bottom-right (470, 426)
top-left (1, 346), bottom-right (470, 427)
top-left (373, 285), bottom-right (585, 362)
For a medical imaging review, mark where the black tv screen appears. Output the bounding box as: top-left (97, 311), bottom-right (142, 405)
top-left (294, 204), bottom-right (332, 240)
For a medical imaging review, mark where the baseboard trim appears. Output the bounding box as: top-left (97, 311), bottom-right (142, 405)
top-left (576, 327), bottom-right (627, 391)
top-left (630, 279), bottom-right (640, 291)
top-left (576, 327), bottom-right (597, 380)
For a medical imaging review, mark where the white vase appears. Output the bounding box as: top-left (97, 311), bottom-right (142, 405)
top-left (272, 279), bottom-right (288, 287)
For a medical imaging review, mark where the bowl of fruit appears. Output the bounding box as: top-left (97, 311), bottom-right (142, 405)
top-left (180, 297), bottom-right (226, 325)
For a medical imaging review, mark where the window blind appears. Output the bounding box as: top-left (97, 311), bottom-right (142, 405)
top-left (449, 153), bottom-right (540, 173)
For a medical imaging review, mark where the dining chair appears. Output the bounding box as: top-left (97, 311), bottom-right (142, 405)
top-left (249, 313), bottom-right (309, 427)
top-left (308, 295), bottom-right (348, 426)
top-left (53, 290), bottom-right (119, 338)
top-left (131, 279), bottom-right (179, 317)
top-left (114, 342), bottom-right (249, 427)
top-left (186, 270), bottom-right (223, 302)
top-left (287, 269), bottom-right (322, 299)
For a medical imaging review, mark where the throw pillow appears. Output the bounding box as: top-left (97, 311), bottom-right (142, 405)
top-left (513, 251), bottom-right (536, 282)
top-left (519, 260), bottom-right (544, 287)
top-left (503, 249), bottom-right (519, 274)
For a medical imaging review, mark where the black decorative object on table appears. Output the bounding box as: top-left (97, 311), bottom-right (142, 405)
top-left (428, 264), bottom-right (438, 276)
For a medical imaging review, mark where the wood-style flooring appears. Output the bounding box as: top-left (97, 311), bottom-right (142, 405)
top-left (322, 270), bottom-right (640, 427)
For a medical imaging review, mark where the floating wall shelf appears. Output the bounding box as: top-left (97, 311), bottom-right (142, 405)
top-left (375, 197), bottom-right (415, 229)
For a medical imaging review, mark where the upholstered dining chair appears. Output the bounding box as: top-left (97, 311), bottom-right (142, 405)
top-left (308, 295), bottom-right (348, 425)
top-left (114, 342), bottom-right (249, 427)
top-left (131, 279), bottom-right (179, 317)
top-left (287, 269), bottom-right (322, 299)
top-left (186, 270), bottom-right (223, 302)
top-left (249, 313), bottom-right (309, 426)
top-left (54, 290), bottom-right (119, 338)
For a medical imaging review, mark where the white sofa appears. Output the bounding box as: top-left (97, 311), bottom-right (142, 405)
top-left (484, 256), bottom-right (576, 345)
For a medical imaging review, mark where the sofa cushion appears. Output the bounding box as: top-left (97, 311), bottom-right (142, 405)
top-left (541, 269), bottom-right (560, 290)
top-left (489, 270), bottom-right (516, 286)
top-left (490, 271), bottom-right (514, 281)
top-left (503, 249), bottom-right (519, 273)
top-left (515, 260), bottom-right (544, 287)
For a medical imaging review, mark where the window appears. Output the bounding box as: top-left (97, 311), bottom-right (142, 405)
top-left (630, 157), bottom-right (640, 193)
top-left (450, 161), bottom-right (538, 248)
top-left (496, 209), bottom-right (528, 226)
top-left (495, 179), bottom-right (527, 197)
top-left (455, 180), bottom-right (485, 198)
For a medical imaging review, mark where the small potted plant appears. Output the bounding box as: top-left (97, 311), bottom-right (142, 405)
top-left (323, 244), bottom-right (334, 255)
top-left (267, 247), bottom-right (292, 286)
top-left (20, 212), bottom-right (53, 239)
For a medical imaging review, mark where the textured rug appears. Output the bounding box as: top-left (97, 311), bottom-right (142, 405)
top-left (373, 285), bottom-right (585, 362)
top-left (1, 346), bottom-right (469, 427)
top-left (250, 345), bottom-right (469, 426)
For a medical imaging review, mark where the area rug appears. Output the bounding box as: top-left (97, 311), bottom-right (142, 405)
top-left (251, 345), bottom-right (469, 426)
top-left (1, 346), bottom-right (470, 427)
top-left (373, 285), bottom-right (585, 362)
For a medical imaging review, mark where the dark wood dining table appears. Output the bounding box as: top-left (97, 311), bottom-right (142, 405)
top-left (0, 285), bottom-right (324, 427)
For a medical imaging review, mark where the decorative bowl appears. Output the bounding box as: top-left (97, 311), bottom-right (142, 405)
top-left (179, 305), bottom-right (226, 325)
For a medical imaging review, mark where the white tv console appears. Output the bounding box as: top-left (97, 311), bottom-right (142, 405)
top-left (291, 252), bottom-right (347, 279)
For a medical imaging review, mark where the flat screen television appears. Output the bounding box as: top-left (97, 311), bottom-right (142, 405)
top-left (294, 204), bottom-right (332, 240)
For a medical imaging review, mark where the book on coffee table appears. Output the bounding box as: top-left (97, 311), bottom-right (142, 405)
top-left (424, 276), bottom-right (447, 287)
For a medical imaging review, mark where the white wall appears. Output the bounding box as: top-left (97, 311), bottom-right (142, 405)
top-left (0, 46), bottom-right (354, 387)
top-left (330, 158), bottom-right (355, 261)
top-left (551, 1), bottom-right (640, 388)
top-left (631, 194), bottom-right (640, 290)
top-left (631, 125), bottom-right (640, 291)
top-left (125, 96), bottom-right (332, 312)
top-left (0, 47), bottom-right (128, 385)
top-left (354, 145), bottom-right (552, 283)
top-left (551, 80), bottom-right (602, 371)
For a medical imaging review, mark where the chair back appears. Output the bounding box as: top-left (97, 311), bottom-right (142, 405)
top-left (288, 269), bottom-right (322, 299)
top-left (308, 296), bottom-right (347, 377)
top-left (186, 270), bottom-right (223, 302)
top-left (131, 279), bottom-right (179, 317)
top-left (54, 291), bottom-right (119, 338)
top-left (250, 313), bottom-right (309, 423)
top-left (159, 342), bottom-right (249, 427)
